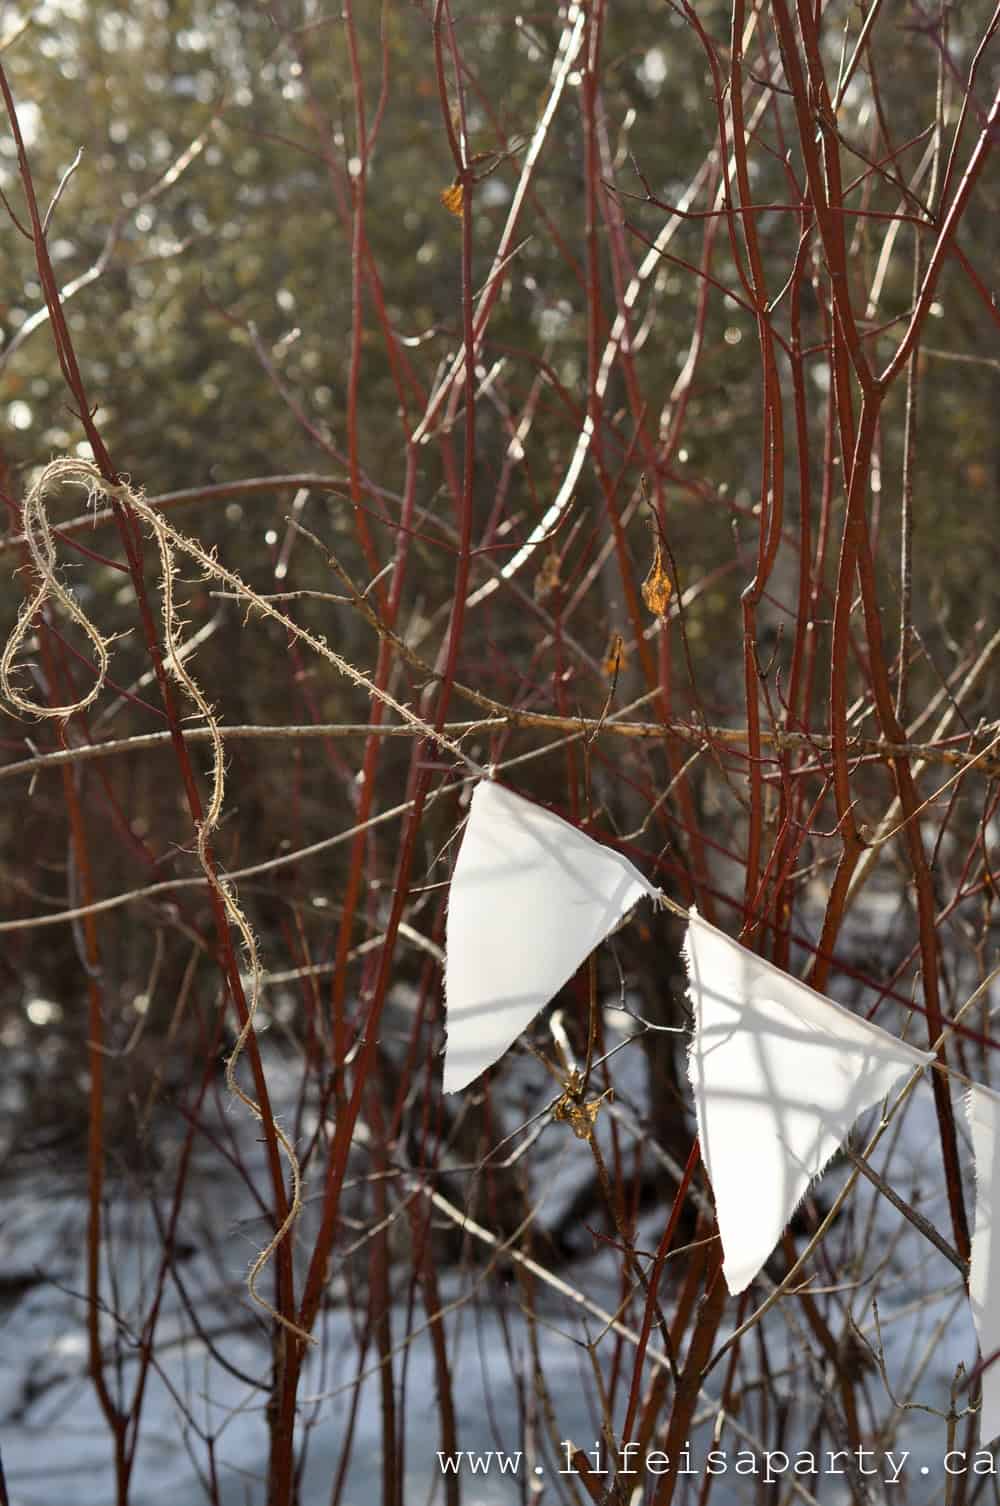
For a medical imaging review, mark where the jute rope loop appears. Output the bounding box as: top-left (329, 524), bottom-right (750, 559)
top-left (2, 459), bottom-right (483, 1344)
top-left (1, 458), bottom-right (116, 718)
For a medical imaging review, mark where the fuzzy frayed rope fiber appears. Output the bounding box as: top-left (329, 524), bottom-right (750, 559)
top-left (1, 458), bottom-right (480, 1344)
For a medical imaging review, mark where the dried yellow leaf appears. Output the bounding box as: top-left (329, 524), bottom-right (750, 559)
top-left (602, 632), bottom-right (626, 678)
top-left (440, 181), bottom-right (463, 217)
top-left (552, 1079), bottom-right (612, 1141)
top-left (641, 541), bottom-right (672, 617)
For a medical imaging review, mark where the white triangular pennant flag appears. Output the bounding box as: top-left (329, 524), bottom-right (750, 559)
top-left (684, 909), bottom-right (932, 1293)
top-left (966, 1084), bottom-right (1000, 1444)
top-left (443, 780), bottom-right (662, 1094)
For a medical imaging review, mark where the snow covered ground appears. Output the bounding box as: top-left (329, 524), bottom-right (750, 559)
top-left (2, 919), bottom-right (997, 1504)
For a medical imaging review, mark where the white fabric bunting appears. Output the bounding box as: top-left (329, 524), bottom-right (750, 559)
top-left (441, 786), bottom-right (997, 1390)
top-left (966, 1084), bottom-right (1000, 1444)
top-left (442, 780), bottom-right (662, 1095)
top-left (684, 909), bottom-right (933, 1294)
